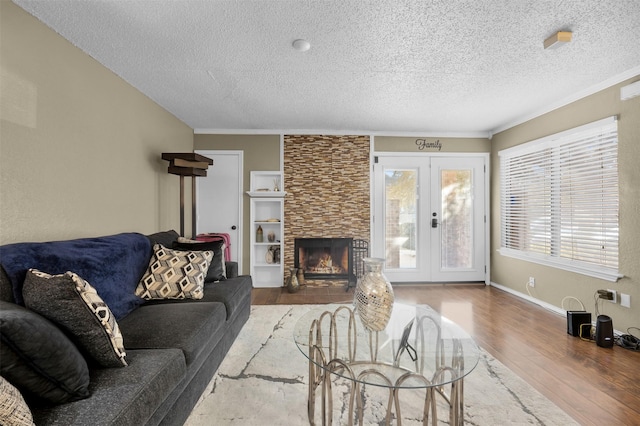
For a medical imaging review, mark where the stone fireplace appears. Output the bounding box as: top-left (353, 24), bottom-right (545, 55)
top-left (283, 135), bottom-right (371, 287)
top-left (294, 238), bottom-right (354, 283)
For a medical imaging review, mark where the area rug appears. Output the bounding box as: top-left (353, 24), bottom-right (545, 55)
top-left (185, 305), bottom-right (577, 425)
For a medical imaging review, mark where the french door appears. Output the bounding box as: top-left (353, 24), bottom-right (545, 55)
top-left (372, 155), bottom-right (488, 283)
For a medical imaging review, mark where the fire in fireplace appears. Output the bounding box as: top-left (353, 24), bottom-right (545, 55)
top-left (294, 238), bottom-right (354, 282)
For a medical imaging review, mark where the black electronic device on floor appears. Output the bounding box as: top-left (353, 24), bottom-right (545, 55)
top-left (596, 315), bottom-right (614, 348)
top-left (567, 311), bottom-right (592, 338)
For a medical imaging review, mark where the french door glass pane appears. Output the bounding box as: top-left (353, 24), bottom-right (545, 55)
top-left (385, 169), bottom-right (417, 269)
top-left (441, 169), bottom-right (473, 269)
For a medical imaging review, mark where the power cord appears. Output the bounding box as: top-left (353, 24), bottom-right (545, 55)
top-left (525, 279), bottom-right (534, 298)
top-left (579, 323), bottom-right (595, 342)
top-left (615, 327), bottom-right (640, 351)
top-left (593, 290), bottom-right (609, 318)
top-left (588, 291), bottom-right (614, 344)
top-left (561, 296), bottom-right (585, 311)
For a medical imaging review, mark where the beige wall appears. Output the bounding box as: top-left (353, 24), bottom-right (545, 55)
top-left (491, 76), bottom-right (640, 332)
top-left (194, 134), bottom-right (280, 273)
top-left (0, 2), bottom-right (193, 244)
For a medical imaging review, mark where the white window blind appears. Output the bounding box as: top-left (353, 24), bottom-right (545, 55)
top-left (499, 116), bottom-right (620, 282)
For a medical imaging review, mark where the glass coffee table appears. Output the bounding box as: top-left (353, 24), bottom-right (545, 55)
top-left (294, 303), bottom-right (479, 425)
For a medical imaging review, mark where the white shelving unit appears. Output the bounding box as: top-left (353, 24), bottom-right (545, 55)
top-left (248, 172), bottom-right (285, 288)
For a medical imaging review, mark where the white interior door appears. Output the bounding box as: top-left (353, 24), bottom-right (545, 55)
top-left (195, 150), bottom-right (243, 268)
top-left (373, 154), bottom-right (487, 283)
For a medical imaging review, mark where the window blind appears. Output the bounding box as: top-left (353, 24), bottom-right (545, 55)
top-left (499, 116), bottom-right (620, 281)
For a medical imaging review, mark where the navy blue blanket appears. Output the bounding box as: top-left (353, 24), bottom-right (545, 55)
top-left (0, 233), bottom-right (151, 320)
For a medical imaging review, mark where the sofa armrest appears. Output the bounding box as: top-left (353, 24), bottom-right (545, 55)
top-left (225, 262), bottom-right (238, 279)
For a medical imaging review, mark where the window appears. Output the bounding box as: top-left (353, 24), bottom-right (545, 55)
top-left (499, 116), bottom-right (620, 282)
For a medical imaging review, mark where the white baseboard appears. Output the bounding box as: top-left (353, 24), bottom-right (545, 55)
top-left (489, 281), bottom-right (565, 316)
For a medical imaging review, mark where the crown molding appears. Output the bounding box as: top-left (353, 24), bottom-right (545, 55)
top-left (490, 65), bottom-right (640, 137)
top-left (194, 128), bottom-right (490, 139)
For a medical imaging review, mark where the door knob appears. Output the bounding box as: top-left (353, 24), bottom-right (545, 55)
top-left (231, 225), bottom-right (237, 230)
top-left (431, 212), bottom-right (438, 228)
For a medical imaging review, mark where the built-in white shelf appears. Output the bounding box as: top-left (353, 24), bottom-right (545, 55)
top-left (246, 191), bottom-right (286, 198)
top-left (248, 172), bottom-right (285, 288)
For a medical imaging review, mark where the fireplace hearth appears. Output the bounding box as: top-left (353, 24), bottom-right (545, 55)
top-left (294, 238), bottom-right (354, 282)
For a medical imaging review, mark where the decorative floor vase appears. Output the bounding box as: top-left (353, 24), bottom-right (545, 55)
top-left (296, 268), bottom-right (305, 285)
top-left (354, 258), bottom-right (394, 331)
top-left (286, 268), bottom-right (300, 293)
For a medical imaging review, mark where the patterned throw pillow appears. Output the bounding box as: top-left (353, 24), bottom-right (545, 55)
top-left (136, 244), bottom-right (213, 300)
top-left (0, 377), bottom-right (35, 426)
top-left (22, 270), bottom-right (127, 367)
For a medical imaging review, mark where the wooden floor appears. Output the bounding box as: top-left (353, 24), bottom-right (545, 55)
top-left (252, 284), bottom-right (640, 426)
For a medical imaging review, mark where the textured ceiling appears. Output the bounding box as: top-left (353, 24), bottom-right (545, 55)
top-left (13, 0), bottom-right (640, 136)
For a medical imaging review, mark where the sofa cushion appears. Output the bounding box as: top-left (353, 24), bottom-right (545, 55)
top-left (31, 349), bottom-right (186, 426)
top-left (0, 376), bottom-right (34, 426)
top-left (141, 275), bottom-right (252, 321)
top-left (118, 302), bottom-right (226, 366)
top-left (22, 270), bottom-right (127, 368)
top-left (0, 301), bottom-right (90, 404)
top-left (173, 239), bottom-right (227, 282)
top-left (201, 275), bottom-right (253, 320)
top-left (0, 233), bottom-right (151, 319)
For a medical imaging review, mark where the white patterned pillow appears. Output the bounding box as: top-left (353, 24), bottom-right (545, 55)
top-left (136, 244), bottom-right (213, 300)
top-left (22, 270), bottom-right (127, 367)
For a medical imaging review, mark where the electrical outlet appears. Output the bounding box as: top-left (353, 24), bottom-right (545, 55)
top-left (621, 293), bottom-right (631, 308)
top-left (607, 289), bottom-right (617, 303)
top-left (528, 277), bottom-right (535, 287)
top-left (597, 289), bottom-right (613, 300)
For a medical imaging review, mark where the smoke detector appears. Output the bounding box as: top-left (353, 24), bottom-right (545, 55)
top-left (292, 39), bottom-right (311, 52)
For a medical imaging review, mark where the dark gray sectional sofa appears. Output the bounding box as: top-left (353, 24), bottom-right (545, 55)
top-left (0, 230), bottom-right (252, 426)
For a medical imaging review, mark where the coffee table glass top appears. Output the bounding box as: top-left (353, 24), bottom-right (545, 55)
top-left (294, 303), bottom-right (480, 389)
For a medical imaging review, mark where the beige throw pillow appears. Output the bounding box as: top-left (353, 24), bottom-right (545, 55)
top-left (136, 244), bottom-right (213, 300)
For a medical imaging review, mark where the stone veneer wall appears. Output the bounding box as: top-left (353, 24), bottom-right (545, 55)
top-left (283, 135), bottom-right (371, 287)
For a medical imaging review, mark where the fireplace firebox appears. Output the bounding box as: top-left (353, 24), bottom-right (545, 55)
top-left (294, 238), bottom-right (354, 283)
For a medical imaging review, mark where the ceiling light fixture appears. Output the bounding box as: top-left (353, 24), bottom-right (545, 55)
top-left (544, 31), bottom-right (572, 49)
top-left (292, 39), bottom-right (311, 52)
